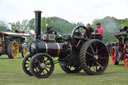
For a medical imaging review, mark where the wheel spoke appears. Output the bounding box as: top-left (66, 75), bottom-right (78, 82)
top-left (46, 66), bottom-right (51, 68)
top-left (86, 52), bottom-right (94, 57)
top-left (36, 58), bottom-right (42, 64)
top-left (27, 59), bottom-right (30, 62)
top-left (92, 66), bottom-right (96, 72)
top-left (44, 68), bottom-right (49, 73)
top-left (96, 65), bottom-right (98, 71)
top-left (96, 47), bottom-right (98, 55)
top-left (96, 62), bottom-right (104, 69)
top-left (46, 62), bottom-right (51, 66)
top-left (25, 66), bottom-right (29, 68)
top-left (94, 42), bottom-right (98, 54)
top-left (45, 58), bottom-right (49, 63)
top-left (35, 68), bottom-right (39, 72)
top-left (76, 40), bottom-right (81, 48)
top-left (90, 45), bottom-right (95, 54)
top-left (42, 70), bottom-right (45, 75)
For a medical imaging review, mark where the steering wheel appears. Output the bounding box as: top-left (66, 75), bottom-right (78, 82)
top-left (71, 25), bottom-right (90, 48)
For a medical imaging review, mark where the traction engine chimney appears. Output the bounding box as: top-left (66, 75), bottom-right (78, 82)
top-left (34, 10), bottom-right (42, 39)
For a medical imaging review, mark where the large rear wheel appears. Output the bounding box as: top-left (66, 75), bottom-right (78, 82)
top-left (80, 39), bottom-right (109, 75)
top-left (30, 53), bottom-right (54, 78)
top-left (7, 40), bottom-right (19, 59)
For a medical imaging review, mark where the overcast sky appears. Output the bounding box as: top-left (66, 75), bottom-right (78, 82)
top-left (0, 0), bottom-right (128, 24)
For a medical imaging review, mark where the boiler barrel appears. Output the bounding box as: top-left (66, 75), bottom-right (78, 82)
top-left (45, 43), bottom-right (62, 56)
top-left (34, 41), bottom-right (70, 57)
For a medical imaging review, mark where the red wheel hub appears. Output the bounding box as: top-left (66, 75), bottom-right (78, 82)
top-left (124, 55), bottom-right (128, 67)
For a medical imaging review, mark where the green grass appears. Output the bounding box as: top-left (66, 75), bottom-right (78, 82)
top-left (0, 55), bottom-right (128, 85)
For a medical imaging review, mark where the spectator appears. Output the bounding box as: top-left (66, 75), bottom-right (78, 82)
top-left (94, 23), bottom-right (104, 40)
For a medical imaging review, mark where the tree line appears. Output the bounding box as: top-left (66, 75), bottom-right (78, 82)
top-left (0, 16), bottom-right (128, 44)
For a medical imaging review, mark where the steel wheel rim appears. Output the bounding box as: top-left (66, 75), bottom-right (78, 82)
top-left (31, 54), bottom-right (54, 78)
top-left (111, 48), bottom-right (116, 64)
top-left (11, 41), bottom-right (19, 58)
top-left (85, 41), bottom-right (108, 74)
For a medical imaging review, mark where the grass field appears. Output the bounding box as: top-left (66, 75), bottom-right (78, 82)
top-left (0, 55), bottom-right (128, 85)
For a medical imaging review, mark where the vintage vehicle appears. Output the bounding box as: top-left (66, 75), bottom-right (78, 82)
top-left (22, 11), bottom-right (109, 78)
top-left (0, 31), bottom-right (30, 59)
top-left (111, 26), bottom-right (128, 67)
top-left (106, 42), bottom-right (118, 56)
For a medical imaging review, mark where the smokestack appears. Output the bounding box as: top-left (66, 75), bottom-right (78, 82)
top-left (34, 10), bottom-right (42, 39)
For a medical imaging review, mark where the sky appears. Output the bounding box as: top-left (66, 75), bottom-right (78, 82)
top-left (0, 0), bottom-right (128, 24)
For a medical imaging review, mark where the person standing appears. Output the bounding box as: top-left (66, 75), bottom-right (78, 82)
top-left (95, 23), bottom-right (104, 40)
top-left (86, 23), bottom-right (94, 33)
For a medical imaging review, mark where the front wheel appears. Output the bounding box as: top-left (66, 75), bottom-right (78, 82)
top-left (30, 53), bottom-right (54, 78)
top-left (80, 39), bottom-right (109, 75)
top-left (22, 54), bottom-right (33, 76)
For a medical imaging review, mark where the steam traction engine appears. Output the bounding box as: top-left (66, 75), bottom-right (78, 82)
top-left (22, 11), bottom-right (109, 78)
top-left (111, 26), bottom-right (128, 67)
top-left (0, 31), bottom-right (29, 59)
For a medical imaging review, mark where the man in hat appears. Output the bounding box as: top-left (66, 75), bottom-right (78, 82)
top-left (94, 23), bottom-right (104, 40)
